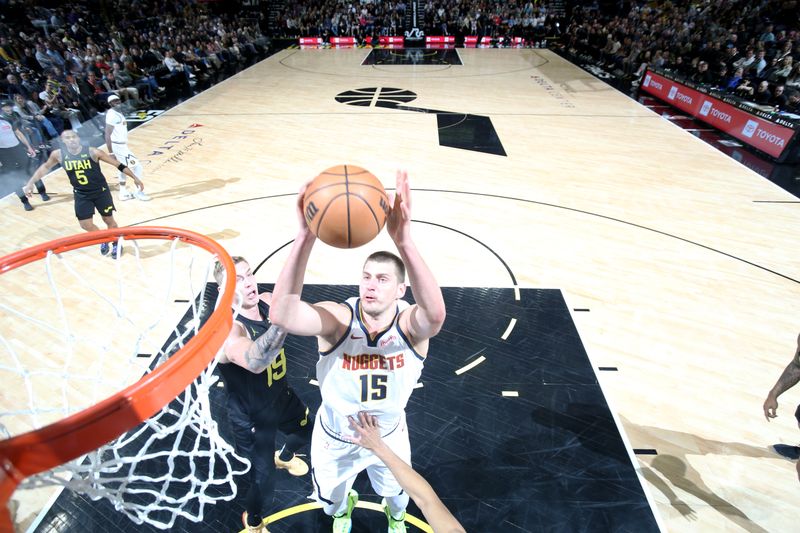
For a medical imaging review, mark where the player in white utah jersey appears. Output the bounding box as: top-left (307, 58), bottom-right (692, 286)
top-left (104, 94), bottom-right (149, 201)
top-left (270, 170), bottom-right (446, 533)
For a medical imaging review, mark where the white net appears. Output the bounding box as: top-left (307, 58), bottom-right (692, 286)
top-left (0, 232), bottom-right (248, 530)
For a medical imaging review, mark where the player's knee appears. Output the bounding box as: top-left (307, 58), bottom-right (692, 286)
top-left (78, 218), bottom-right (94, 231)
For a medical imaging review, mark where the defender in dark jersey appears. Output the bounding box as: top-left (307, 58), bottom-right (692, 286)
top-left (22, 130), bottom-right (143, 257)
top-left (212, 256), bottom-right (314, 533)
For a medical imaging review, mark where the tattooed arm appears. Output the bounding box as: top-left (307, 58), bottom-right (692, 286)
top-left (219, 321), bottom-right (288, 373)
top-left (763, 334), bottom-right (800, 421)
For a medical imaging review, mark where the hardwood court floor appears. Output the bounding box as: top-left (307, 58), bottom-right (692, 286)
top-left (2, 48), bottom-right (799, 532)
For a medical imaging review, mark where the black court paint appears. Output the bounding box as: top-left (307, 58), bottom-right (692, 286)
top-left (39, 286), bottom-right (658, 533)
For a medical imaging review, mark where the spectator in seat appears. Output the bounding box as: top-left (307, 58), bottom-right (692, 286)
top-left (39, 82), bottom-right (81, 130)
top-left (715, 64), bottom-right (729, 86)
top-left (123, 60), bottom-right (164, 98)
top-left (759, 24), bottom-right (776, 44)
top-left (733, 47), bottom-right (757, 72)
top-left (761, 56), bottom-right (783, 83)
top-left (749, 49), bottom-right (768, 79)
top-left (20, 48), bottom-right (43, 74)
top-left (143, 42), bottom-right (164, 69)
top-left (86, 71), bottom-right (113, 106)
top-left (691, 60), bottom-right (714, 85)
top-left (5, 74), bottom-right (29, 100)
top-left (774, 56), bottom-right (795, 82)
top-left (18, 71), bottom-right (40, 99)
top-left (784, 90), bottom-right (800, 113)
top-left (164, 50), bottom-right (196, 84)
top-left (724, 45), bottom-right (741, 70)
top-left (786, 65), bottom-right (800, 90)
top-left (752, 80), bottom-right (773, 105)
top-left (34, 44), bottom-right (53, 70)
top-left (114, 62), bottom-right (153, 104)
top-left (104, 69), bottom-right (140, 106)
top-left (13, 93), bottom-right (58, 144)
top-left (722, 67), bottom-right (745, 92)
top-left (770, 84), bottom-right (789, 109)
top-left (62, 72), bottom-right (97, 122)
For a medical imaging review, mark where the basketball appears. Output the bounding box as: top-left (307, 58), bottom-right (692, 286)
top-left (303, 165), bottom-right (390, 248)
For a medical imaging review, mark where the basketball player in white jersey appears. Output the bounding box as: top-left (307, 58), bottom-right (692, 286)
top-left (270, 170), bottom-right (446, 533)
top-left (104, 94), bottom-right (150, 201)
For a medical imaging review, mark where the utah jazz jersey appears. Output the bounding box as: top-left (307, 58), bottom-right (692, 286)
top-left (61, 146), bottom-right (107, 192)
top-left (218, 300), bottom-right (289, 412)
top-left (317, 297), bottom-right (425, 439)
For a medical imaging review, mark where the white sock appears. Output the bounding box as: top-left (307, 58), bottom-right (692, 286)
top-left (328, 498), bottom-right (348, 517)
top-left (384, 493), bottom-right (408, 519)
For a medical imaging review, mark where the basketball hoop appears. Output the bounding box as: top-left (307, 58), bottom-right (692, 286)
top-left (0, 227), bottom-right (245, 530)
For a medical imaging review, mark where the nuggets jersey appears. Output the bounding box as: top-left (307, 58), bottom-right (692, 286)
top-left (317, 297), bottom-right (425, 439)
top-left (61, 146), bottom-right (108, 192)
top-left (105, 107), bottom-right (128, 144)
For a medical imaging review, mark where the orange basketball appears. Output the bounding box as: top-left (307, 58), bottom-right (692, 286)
top-left (303, 165), bottom-right (390, 248)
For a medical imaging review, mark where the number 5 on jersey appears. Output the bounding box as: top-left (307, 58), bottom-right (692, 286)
top-left (74, 169), bottom-right (88, 185)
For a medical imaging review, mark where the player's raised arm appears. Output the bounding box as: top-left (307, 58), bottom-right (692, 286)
top-left (388, 170), bottom-right (446, 345)
top-left (22, 149), bottom-right (62, 197)
top-left (349, 412), bottom-right (466, 533)
top-left (269, 182), bottom-right (349, 342)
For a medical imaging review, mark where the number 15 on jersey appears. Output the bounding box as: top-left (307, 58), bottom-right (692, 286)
top-left (359, 374), bottom-right (388, 402)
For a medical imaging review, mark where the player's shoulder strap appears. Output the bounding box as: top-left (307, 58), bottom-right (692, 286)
top-left (319, 300), bottom-right (355, 356)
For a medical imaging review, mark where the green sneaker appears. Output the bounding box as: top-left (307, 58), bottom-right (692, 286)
top-left (382, 498), bottom-right (408, 533)
top-left (332, 489), bottom-right (358, 533)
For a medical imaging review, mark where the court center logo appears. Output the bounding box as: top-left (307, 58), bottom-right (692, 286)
top-left (335, 88), bottom-right (506, 156)
top-left (742, 119), bottom-right (759, 138)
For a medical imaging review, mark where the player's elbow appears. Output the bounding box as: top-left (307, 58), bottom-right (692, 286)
top-left (268, 300), bottom-right (290, 328)
top-left (428, 307), bottom-right (446, 335)
top-left (268, 306), bottom-right (285, 328)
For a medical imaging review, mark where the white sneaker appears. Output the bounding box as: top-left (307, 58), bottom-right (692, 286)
top-left (134, 189), bottom-right (151, 201)
top-left (119, 185), bottom-right (134, 201)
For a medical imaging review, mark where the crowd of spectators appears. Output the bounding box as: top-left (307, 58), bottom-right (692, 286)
top-left (564, 0), bottom-right (800, 113)
top-left (0, 0), bottom-right (270, 183)
top-left (273, 0), bottom-right (558, 45)
top-left (5, 0), bottom-right (800, 182)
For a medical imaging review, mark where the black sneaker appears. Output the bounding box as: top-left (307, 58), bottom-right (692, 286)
top-left (109, 242), bottom-right (122, 259)
top-left (100, 243), bottom-right (109, 256)
top-left (23, 202), bottom-right (33, 212)
top-left (40, 192), bottom-right (51, 201)
top-left (771, 444), bottom-right (800, 460)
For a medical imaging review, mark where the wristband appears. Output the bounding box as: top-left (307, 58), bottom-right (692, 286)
top-left (117, 163), bottom-right (127, 171)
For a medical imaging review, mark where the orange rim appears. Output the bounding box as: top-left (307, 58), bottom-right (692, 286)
top-left (0, 227), bottom-right (235, 527)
